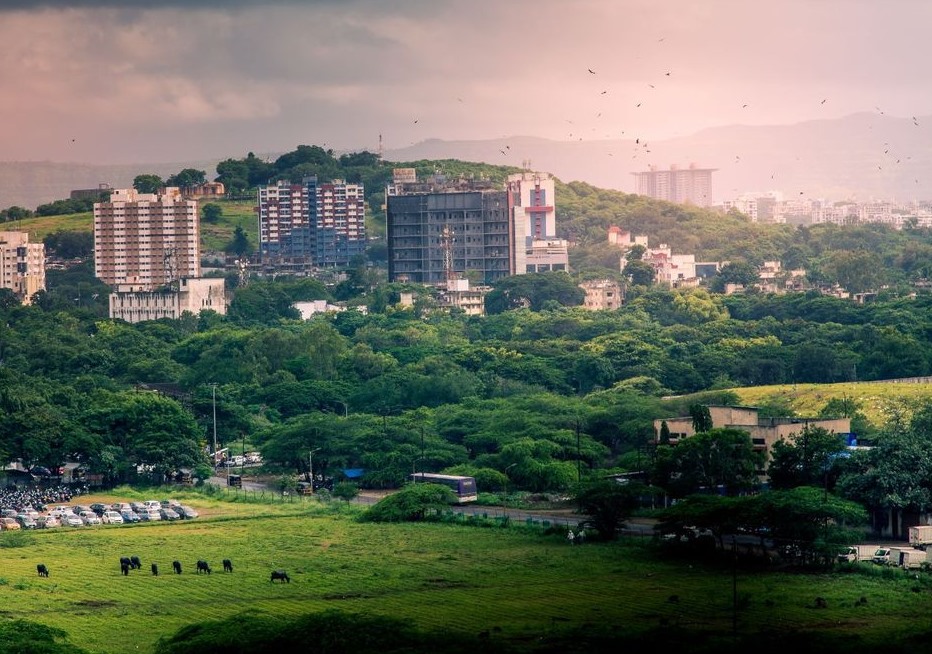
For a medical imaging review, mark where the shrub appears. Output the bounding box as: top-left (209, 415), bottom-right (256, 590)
top-left (361, 484), bottom-right (456, 522)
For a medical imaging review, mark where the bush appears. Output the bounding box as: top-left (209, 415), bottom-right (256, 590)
top-left (361, 484), bottom-right (456, 522)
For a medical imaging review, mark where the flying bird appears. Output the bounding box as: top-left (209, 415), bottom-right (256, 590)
top-left (414, 119), bottom-right (419, 123)
top-left (500, 150), bottom-right (507, 155)
top-left (742, 104), bottom-right (748, 108)
top-left (636, 103), bottom-right (641, 107)
top-left (649, 84), bottom-right (655, 88)
top-left (665, 72), bottom-right (671, 76)
top-left (821, 99), bottom-right (827, 104)
top-left (588, 68), bottom-right (596, 74)
top-left (601, 90), bottom-right (607, 94)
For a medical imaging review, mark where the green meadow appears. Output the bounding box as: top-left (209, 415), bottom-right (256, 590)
top-left (2, 491), bottom-right (932, 653)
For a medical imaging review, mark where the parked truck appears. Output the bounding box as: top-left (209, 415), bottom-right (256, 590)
top-left (890, 546), bottom-right (928, 569)
top-left (909, 525), bottom-right (932, 548)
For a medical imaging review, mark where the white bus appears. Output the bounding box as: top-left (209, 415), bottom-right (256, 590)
top-left (409, 473), bottom-right (478, 503)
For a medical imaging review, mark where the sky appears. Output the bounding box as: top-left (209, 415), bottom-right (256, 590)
top-left (1, 0), bottom-right (930, 164)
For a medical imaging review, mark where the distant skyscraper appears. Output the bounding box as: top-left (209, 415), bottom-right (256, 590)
top-left (0, 231), bottom-right (44, 304)
top-left (93, 187), bottom-right (200, 289)
top-left (507, 171), bottom-right (568, 273)
top-left (632, 164), bottom-right (716, 207)
top-left (258, 176), bottom-right (366, 270)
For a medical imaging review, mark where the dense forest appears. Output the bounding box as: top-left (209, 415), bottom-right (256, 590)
top-left (6, 147), bottom-right (932, 537)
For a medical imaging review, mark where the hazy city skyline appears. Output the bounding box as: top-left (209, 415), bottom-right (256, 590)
top-left (0, 0), bottom-right (929, 166)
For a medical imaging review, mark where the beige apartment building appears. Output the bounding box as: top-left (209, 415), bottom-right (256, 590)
top-left (579, 279), bottom-right (623, 310)
top-left (109, 278), bottom-right (226, 323)
top-left (654, 405), bottom-right (851, 471)
top-left (0, 231), bottom-right (45, 304)
top-left (94, 187), bottom-right (200, 289)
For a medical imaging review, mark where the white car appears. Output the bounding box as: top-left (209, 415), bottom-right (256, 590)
top-left (62, 514), bottom-right (84, 527)
top-left (143, 500), bottom-right (161, 511)
top-left (79, 511), bottom-right (101, 526)
top-left (101, 510), bottom-right (124, 525)
top-left (145, 509), bottom-right (162, 521)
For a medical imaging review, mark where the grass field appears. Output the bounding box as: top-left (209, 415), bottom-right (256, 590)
top-left (3, 489), bottom-right (932, 653)
top-left (732, 381), bottom-right (932, 428)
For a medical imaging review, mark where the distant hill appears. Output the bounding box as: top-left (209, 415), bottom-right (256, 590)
top-left (0, 160), bottom-right (221, 210)
top-left (4, 112), bottom-right (932, 210)
top-left (384, 113), bottom-right (932, 202)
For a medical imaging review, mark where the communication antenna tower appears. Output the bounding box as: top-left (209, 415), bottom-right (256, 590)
top-left (441, 224), bottom-right (456, 283)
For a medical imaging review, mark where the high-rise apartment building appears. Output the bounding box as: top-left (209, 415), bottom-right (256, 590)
top-left (632, 164), bottom-right (716, 207)
top-left (507, 171), bottom-right (568, 273)
top-left (386, 173), bottom-right (520, 284)
top-left (258, 176), bottom-right (366, 271)
top-left (94, 187), bottom-right (200, 288)
top-left (0, 231), bottom-right (44, 304)
top-left (315, 179), bottom-right (367, 266)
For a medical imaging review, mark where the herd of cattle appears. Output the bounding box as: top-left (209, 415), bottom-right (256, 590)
top-left (34, 557), bottom-right (291, 583)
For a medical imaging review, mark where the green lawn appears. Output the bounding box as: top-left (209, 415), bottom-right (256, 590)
top-left (733, 381), bottom-right (932, 427)
top-left (3, 490), bottom-right (932, 653)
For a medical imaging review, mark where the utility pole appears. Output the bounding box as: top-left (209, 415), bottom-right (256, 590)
top-left (210, 384), bottom-right (218, 465)
top-left (309, 448), bottom-right (321, 494)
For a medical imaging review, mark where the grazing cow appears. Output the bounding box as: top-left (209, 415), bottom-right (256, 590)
top-left (119, 556), bottom-right (131, 569)
top-left (130, 556), bottom-right (142, 570)
top-left (151, 563), bottom-right (159, 576)
top-left (222, 559), bottom-right (233, 573)
top-left (36, 564), bottom-right (49, 577)
top-left (121, 562), bottom-right (130, 576)
top-left (172, 560), bottom-right (182, 575)
top-left (196, 560), bottom-right (211, 575)
top-left (270, 570), bottom-right (290, 583)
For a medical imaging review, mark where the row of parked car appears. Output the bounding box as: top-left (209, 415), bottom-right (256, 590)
top-left (0, 499), bottom-right (198, 530)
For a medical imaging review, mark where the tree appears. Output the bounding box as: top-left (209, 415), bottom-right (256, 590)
top-left (573, 480), bottom-right (646, 540)
top-left (224, 226), bottom-right (253, 257)
top-left (201, 203), bottom-right (223, 224)
top-left (767, 426), bottom-right (846, 490)
top-left (689, 404), bottom-right (713, 433)
top-left (622, 259), bottom-right (655, 286)
top-left (332, 481), bottom-right (359, 503)
top-left (167, 168), bottom-right (207, 188)
top-left (661, 428), bottom-right (763, 497)
top-left (484, 272), bottom-right (585, 314)
top-left (708, 260), bottom-right (758, 292)
top-left (133, 174), bottom-right (163, 194)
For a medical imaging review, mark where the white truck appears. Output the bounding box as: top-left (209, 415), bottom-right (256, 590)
top-left (890, 546), bottom-right (928, 569)
top-left (909, 525), bottom-right (932, 548)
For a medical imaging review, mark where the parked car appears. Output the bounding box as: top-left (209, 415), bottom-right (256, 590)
top-left (90, 503), bottom-right (109, 516)
top-left (1, 517), bottom-right (22, 531)
top-left (19, 507), bottom-right (40, 520)
top-left (120, 510), bottom-right (141, 523)
top-left (15, 514), bottom-right (37, 529)
top-left (48, 506), bottom-right (71, 518)
top-left (143, 500), bottom-right (161, 512)
top-left (79, 511), bottom-right (101, 526)
top-left (36, 516), bottom-right (60, 529)
top-left (72, 505), bottom-right (93, 515)
top-left (837, 546), bottom-right (859, 563)
top-left (159, 508), bottom-right (180, 521)
top-left (0, 508), bottom-right (17, 519)
top-left (101, 511), bottom-right (124, 525)
top-left (130, 502), bottom-right (147, 514)
top-left (112, 502), bottom-right (133, 513)
top-left (177, 505), bottom-right (199, 520)
top-left (62, 514), bottom-right (84, 527)
top-left (144, 509), bottom-right (162, 522)
top-left (160, 499), bottom-right (181, 509)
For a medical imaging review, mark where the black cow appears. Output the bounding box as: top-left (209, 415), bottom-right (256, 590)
top-left (172, 560), bottom-right (182, 575)
top-left (119, 556), bottom-right (131, 569)
top-left (121, 562), bottom-right (130, 576)
top-left (222, 559), bottom-right (233, 573)
top-left (130, 556), bottom-right (142, 570)
top-left (151, 563), bottom-right (159, 576)
top-left (36, 564), bottom-right (49, 577)
top-left (196, 560), bottom-right (211, 575)
top-left (270, 570), bottom-right (290, 583)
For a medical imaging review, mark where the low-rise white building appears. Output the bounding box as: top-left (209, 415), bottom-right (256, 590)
top-left (579, 279), bottom-right (623, 310)
top-left (109, 278), bottom-right (227, 323)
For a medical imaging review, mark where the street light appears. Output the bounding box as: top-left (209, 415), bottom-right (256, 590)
top-left (503, 463), bottom-right (518, 519)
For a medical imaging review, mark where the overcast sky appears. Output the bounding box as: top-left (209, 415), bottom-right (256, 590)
top-left (1, 0), bottom-right (929, 164)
